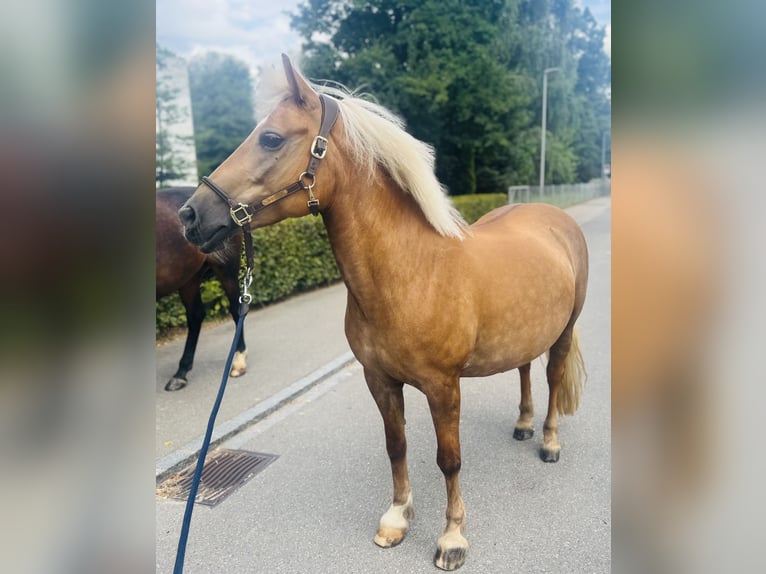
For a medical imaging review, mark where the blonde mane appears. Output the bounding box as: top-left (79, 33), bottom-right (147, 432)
top-left (256, 70), bottom-right (467, 239)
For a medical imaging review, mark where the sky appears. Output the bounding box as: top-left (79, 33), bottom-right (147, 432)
top-left (156, 0), bottom-right (304, 75)
top-left (156, 0), bottom-right (611, 77)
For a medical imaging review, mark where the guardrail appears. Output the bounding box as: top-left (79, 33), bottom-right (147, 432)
top-left (508, 181), bottom-right (610, 208)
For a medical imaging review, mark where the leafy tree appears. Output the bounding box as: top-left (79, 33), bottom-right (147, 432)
top-left (188, 53), bottom-right (256, 178)
top-left (156, 45), bottom-right (193, 188)
top-left (569, 7), bottom-right (611, 181)
top-left (511, 0), bottom-right (611, 184)
top-left (294, 0), bottom-right (533, 195)
top-left (292, 0), bottom-right (610, 191)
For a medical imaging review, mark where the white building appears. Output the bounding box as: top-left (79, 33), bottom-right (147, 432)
top-left (156, 51), bottom-right (197, 188)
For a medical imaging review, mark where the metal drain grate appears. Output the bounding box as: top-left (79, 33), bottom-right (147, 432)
top-left (157, 449), bottom-right (278, 507)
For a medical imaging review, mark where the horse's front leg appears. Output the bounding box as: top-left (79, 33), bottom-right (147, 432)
top-left (364, 368), bottom-right (413, 548)
top-left (166, 279), bottom-right (205, 391)
top-left (427, 379), bottom-right (469, 571)
top-left (216, 266), bottom-right (247, 378)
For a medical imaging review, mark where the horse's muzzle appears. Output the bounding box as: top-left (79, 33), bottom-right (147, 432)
top-left (179, 202), bottom-right (234, 253)
top-left (178, 204), bottom-right (197, 229)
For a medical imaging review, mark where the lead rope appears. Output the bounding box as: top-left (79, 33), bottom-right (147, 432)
top-left (173, 226), bottom-right (254, 574)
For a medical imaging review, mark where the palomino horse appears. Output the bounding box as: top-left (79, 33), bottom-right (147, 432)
top-left (179, 56), bottom-right (587, 570)
top-left (156, 188), bottom-right (247, 391)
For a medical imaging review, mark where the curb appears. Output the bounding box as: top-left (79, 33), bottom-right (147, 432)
top-left (155, 350), bottom-right (357, 482)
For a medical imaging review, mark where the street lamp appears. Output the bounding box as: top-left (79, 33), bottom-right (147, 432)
top-left (601, 130), bottom-right (610, 183)
top-left (539, 67), bottom-right (560, 196)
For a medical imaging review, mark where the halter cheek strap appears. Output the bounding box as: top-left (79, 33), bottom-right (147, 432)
top-left (201, 94), bottom-right (340, 226)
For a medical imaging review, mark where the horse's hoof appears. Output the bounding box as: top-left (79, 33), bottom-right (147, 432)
top-left (434, 529), bottom-right (468, 571)
top-left (513, 427), bottom-right (534, 441)
top-left (434, 546), bottom-right (467, 571)
top-left (164, 377), bottom-right (187, 391)
top-left (374, 527), bottom-right (406, 548)
top-left (229, 367), bottom-right (246, 378)
top-left (230, 351), bottom-right (247, 378)
top-left (374, 495), bottom-right (414, 548)
top-left (539, 447), bottom-right (560, 463)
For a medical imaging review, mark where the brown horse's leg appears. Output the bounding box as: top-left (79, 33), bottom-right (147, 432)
top-left (427, 380), bottom-right (469, 571)
top-left (365, 369), bottom-right (413, 548)
top-left (513, 362), bottom-right (534, 440)
top-left (165, 278), bottom-right (205, 391)
top-left (541, 329), bottom-right (574, 462)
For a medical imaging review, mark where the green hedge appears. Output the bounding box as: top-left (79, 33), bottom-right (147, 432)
top-left (249, 216), bottom-right (340, 304)
top-left (450, 193), bottom-right (507, 224)
top-left (156, 193), bottom-right (506, 337)
top-left (156, 217), bottom-right (340, 336)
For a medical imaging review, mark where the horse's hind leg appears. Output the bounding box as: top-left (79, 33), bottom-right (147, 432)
top-left (541, 325), bottom-right (585, 462)
top-left (166, 279), bottom-right (205, 391)
top-left (365, 368), bottom-right (413, 548)
top-left (513, 363), bottom-right (534, 440)
top-left (541, 347), bottom-right (564, 462)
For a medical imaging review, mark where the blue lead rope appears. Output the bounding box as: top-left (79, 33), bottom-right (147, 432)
top-left (173, 306), bottom-right (247, 574)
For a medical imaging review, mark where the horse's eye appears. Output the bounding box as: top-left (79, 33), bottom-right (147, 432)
top-left (259, 132), bottom-right (284, 150)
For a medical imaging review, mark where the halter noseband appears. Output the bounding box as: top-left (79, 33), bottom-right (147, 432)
top-left (200, 93), bottom-right (340, 226)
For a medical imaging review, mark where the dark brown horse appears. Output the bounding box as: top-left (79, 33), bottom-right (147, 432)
top-left (177, 56), bottom-right (587, 570)
top-left (156, 188), bottom-right (247, 391)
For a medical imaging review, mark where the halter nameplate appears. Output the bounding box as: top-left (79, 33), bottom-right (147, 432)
top-left (261, 188), bottom-right (291, 207)
top-left (201, 94), bottom-right (340, 225)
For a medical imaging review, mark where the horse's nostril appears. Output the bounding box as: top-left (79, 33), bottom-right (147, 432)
top-left (178, 205), bottom-right (196, 227)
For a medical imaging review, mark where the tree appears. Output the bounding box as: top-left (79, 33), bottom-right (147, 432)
top-left (188, 53), bottom-right (256, 178)
top-left (294, 0), bottom-right (534, 194)
top-left (510, 0), bottom-right (610, 184)
top-left (570, 7), bottom-right (611, 181)
top-left (291, 0), bottom-right (610, 191)
top-left (156, 45), bottom-right (193, 188)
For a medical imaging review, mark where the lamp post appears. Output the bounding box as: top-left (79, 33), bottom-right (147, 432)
top-left (539, 67), bottom-right (560, 197)
top-left (601, 130), bottom-right (610, 183)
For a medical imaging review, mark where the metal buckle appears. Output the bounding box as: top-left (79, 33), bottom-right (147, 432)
top-left (311, 136), bottom-right (328, 159)
top-left (230, 203), bottom-right (253, 226)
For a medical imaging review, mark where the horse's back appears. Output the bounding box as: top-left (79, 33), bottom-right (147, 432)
top-left (157, 187), bottom-right (195, 210)
top-left (473, 202), bottom-right (583, 240)
top-left (157, 188), bottom-right (195, 232)
top-left (471, 202), bottom-right (588, 278)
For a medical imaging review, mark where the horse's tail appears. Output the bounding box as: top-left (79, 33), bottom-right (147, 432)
top-left (555, 326), bottom-right (586, 416)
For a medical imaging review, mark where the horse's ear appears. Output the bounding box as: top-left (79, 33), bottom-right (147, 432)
top-left (282, 53), bottom-right (316, 107)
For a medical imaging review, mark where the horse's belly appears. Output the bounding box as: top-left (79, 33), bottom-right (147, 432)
top-left (461, 292), bottom-right (573, 377)
top-left (460, 333), bottom-right (551, 377)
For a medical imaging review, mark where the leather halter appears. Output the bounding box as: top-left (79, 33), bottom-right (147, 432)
top-left (200, 93), bottom-right (340, 226)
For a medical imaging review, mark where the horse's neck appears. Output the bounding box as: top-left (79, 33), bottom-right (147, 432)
top-left (322, 174), bottom-right (446, 311)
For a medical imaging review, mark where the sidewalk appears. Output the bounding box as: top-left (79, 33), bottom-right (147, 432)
top-left (155, 196), bottom-right (611, 477)
top-left (156, 281), bottom-right (352, 476)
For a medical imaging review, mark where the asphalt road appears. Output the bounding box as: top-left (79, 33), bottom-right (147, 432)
top-left (156, 197), bottom-right (611, 573)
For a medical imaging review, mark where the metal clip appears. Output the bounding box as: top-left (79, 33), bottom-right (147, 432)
top-left (306, 187), bottom-right (320, 216)
top-left (239, 268), bottom-right (253, 304)
top-left (239, 292), bottom-right (252, 304)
